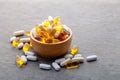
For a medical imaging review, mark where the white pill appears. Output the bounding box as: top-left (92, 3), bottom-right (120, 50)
top-left (21, 55), bottom-right (27, 64)
top-left (13, 30), bottom-right (25, 36)
top-left (72, 57), bottom-right (84, 63)
top-left (63, 25), bottom-right (70, 35)
top-left (55, 58), bottom-right (65, 64)
top-left (64, 54), bottom-right (73, 59)
top-left (27, 55), bottom-right (37, 61)
top-left (47, 25), bottom-right (52, 31)
top-left (10, 36), bottom-right (17, 42)
top-left (25, 51), bottom-right (35, 56)
top-left (32, 28), bottom-right (37, 37)
top-left (48, 16), bottom-right (53, 21)
top-left (17, 42), bottom-right (24, 49)
top-left (20, 38), bottom-right (30, 43)
top-left (39, 63), bottom-right (51, 70)
top-left (86, 55), bottom-right (97, 62)
top-left (60, 58), bottom-right (71, 67)
top-left (54, 31), bottom-right (60, 38)
top-left (52, 62), bottom-right (61, 71)
top-left (74, 54), bottom-right (82, 58)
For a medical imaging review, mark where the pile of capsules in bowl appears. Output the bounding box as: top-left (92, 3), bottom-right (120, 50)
top-left (10, 16), bottom-right (98, 71)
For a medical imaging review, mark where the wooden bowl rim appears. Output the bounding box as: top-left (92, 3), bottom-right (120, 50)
top-left (30, 26), bottom-right (72, 45)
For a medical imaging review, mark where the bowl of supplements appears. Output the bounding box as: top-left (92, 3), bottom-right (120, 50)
top-left (30, 16), bottom-right (72, 58)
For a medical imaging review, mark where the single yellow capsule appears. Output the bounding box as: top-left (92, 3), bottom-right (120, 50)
top-left (70, 46), bottom-right (78, 56)
top-left (53, 17), bottom-right (60, 25)
top-left (65, 61), bottom-right (80, 69)
top-left (12, 38), bottom-right (20, 48)
top-left (16, 55), bottom-right (24, 68)
top-left (35, 26), bottom-right (41, 35)
top-left (22, 43), bottom-right (30, 53)
top-left (25, 31), bottom-right (30, 37)
top-left (30, 42), bottom-right (32, 48)
top-left (42, 20), bottom-right (50, 30)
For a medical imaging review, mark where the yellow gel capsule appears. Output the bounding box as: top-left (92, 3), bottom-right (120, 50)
top-left (54, 24), bottom-right (63, 32)
top-left (25, 31), bottom-right (30, 37)
top-left (16, 55), bottom-right (24, 68)
top-left (70, 46), bottom-right (78, 56)
top-left (12, 38), bottom-right (20, 48)
top-left (22, 43), bottom-right (30, 53)
top-left (53, 17), bottom-right (60, 25)
top-left (30, 42), bottom-right (32, 48)
top-left (65, 61), bottom-right (80, 69)
top-left (42, 20), bottom-right (50, 30)
top-left (35, 26), bottom-right (41, 35)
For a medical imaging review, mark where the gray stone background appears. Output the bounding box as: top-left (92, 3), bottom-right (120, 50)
top-left (0, 0), bottom-right (120, 80)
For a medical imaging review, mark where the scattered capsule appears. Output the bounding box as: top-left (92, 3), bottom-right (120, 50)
top-left (10, 36), bottom-right (17, 43)
top-left (17, 42), bottom-right (24, 49)
top-left (12, 38), bottom-right (20, 48)
top-left (25, 51), bottom-right (35, 56)
top-left (64, 54), bottom-right (73, 59)
top-left (72, 57), bottom-right (84, 63)
top-left (21, 55), bottom-right (27, 64)
top-left (86, 55), bottom-right (97, 62)
top-left (60, 58), bottom-right (71, 67)
top-left (74, 54), bottom-right (82, 58)
top-left (30, 42), bottom-right (32, 48)
top-left (16, 55), bottom-right (24, 68)
top-left (65, 61), bottom-right (80, 69)
top-left (39, 63), bottom-right (51, 70)
top-left (13, 30), bottom-right (25, 37)
top-left (55, 58), bottom-right (66, 64)
top-left (25, 31), bottom-right (30, 37)
top-left (22, 43), bottom-right (30, 53)
top-left (70, 46), bottom-right (78, 56)
top-left (20, 38), bottom-right (30, 43)
top-left (52, 62), bottom-right (61, 71)
top-left (27, 55), bottom-right (37, 61)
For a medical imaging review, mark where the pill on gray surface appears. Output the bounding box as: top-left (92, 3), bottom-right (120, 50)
top-left (25, 51), bottom-right (35, 56)
top-left (72, 57), bottom-right (84, 63)
top-left (27, 55), bottom-right (37, 61)
top-left (13, 30), bottom-right (25, 36)
top-left (64, 54), bottom-right (73, 59)
top-left (60, 58), bottom-right (71, 67)
top-left (20, 38), bottom-right (30, 43)
top-left (39, 63), bottom-right (51, 70)
top-left (86, 55), bottom-right (97, 62)
top-left (10, 36), bottom-right (17, 43)
top-left (55, 58), bottom-right (66, 64)
top-left (74, 54), bottom-right (82, 58)
top-left (17, 42), bottom-right (24, 49)
top-left (21, 55), bottom-right (27, 64)
top-left (52, 62), bottom-right (61, 71)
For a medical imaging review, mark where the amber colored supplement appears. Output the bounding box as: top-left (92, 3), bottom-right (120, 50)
top-left (22, 43), bottom-right (30, 53)
top-left (70, 46), bottom-right (78, 56)
top-left (16, 55), bottom-right (24, 68)
top-left (12, 38), bottom-right (20, 48)
top-left (53, 17), bottom-right (60, 26)
top-left (65, 61), bottom-right (80, 69)
top-left (25, 31), bottom-right (30, 37)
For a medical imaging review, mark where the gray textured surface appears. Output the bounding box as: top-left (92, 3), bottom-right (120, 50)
top-left (0, 0), bottom-right (120, 80)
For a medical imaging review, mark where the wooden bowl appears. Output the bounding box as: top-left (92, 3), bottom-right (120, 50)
top-left (30, 27), bottom-right (72, 58)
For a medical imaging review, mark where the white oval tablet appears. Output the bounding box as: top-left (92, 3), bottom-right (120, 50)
top-left (27, 55), bottom-right (37, 61)
top-left (39, 63), bottom-right (51, 70)
top-left (52, 62), bottom-right (61, 71)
